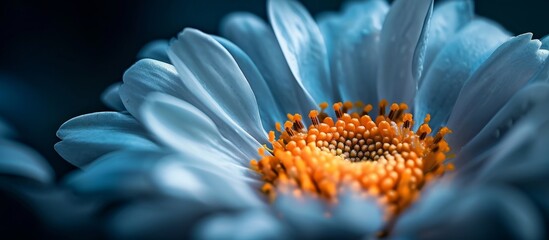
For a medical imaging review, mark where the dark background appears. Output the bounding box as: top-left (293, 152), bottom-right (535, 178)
top-left (1, 0), bottom-right (548, 178)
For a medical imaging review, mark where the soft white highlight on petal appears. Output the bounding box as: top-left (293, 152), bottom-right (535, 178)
top-left (422, 0), bottom-right (473, 80)
top-left (140, 92), bottom-right (255, 164)
top-left (55, 112), bottom-right (158, 168)
top-left (377, 0), bottom-right (433, 103)
top-left (214, 36), bottom-right (284, 131)
top-left (220, 12), bottom-right (316, 115)
top-left (529, 53), bottom-right (549, 83)
top-left (169, 28), bottom-right (268, 144)
top-left (194, 210), bottom-right (287, 240)
top-left (415, 19), bottom-right (509, 129)
top-left (101, 82), bottom-right (126, 111)
top-left (0, 139), bottom-right (54, 183)
top-left (268, 0), bottom-right (333, 102)
top-left (137, 40), bottom-right (170, 63)
top-left (447, 34), bottom-right (546, 150)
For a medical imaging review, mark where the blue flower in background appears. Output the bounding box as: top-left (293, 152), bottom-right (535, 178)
top-left (52, 0), bottom-right (549, 239)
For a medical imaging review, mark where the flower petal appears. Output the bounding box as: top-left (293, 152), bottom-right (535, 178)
top-left (529, 55), bottom-right (549, 83)
top-left (140, 92), bottom-right (257, 164)
top-left (65, 149), bottom-right (260, 208)
top-left (394, 184), bottom-right (544, 240)
top-left (422, 0), bottom-right (473, 79)
top-left (268, 0), bottom-right (333, 102)
top-left (55, 112), bottom-right (159, 168)
top-left (0, 139), bottom-right (54, 183)
top-left (220, 12), bottom-right (316, 115)
top-left (377, 0), bottom-right (433, 103)
top-left (447, 34), bottom-right (546, 150)
top-left (137, 40), bottom-right (170, 63)
top-left (541, 35), bottom-right (549, 50)
top-left (414, 19), bottom-right (509, 129)
top-left (120, 58), bottom-right (187, 121)
top-left (214, 36), bottom-right (284, 131)
top-left (168, 28), bottom-right (268, 144)
top-left (194, 210), bottom-right (287, 240)
top-left (457, 83), bottom-right (549, 173)
top-left (328, 0), bottom-right (388, 104)
top-left (100, 82), bottom-right (126, 111)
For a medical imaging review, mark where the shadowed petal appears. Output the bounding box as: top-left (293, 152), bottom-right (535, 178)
top-left (268, 0), bottom-right (332, 102)
top-left (101, 82), bottom-right (126, 111)
top-left (0, 139), bottom-right (54, 183)
top-left (394, 184), bottom-right (544, 240)
top-left (377, 0), bottom-right (432, 103)
top-left (220, 12), bottom-right (316, 115)
top-left (415, 19), bottom-right (509, 129)
top-left (169, 28), bottom-right (267, 144)
top-left (447, 34), bottom-right (546, 151)
top-left (137, 40), bottom-right (170, 63)
top-left (456, 83), bottom-right (549, 174)
top-left (55, 112), bottom-right (159, 168)
top-left (327, 0), bottom-right (389, 104)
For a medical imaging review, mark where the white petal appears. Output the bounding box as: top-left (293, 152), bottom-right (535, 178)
top-left (377, 0), bottom-right (433, 103)
top-left (0, 139), bottom-right (54, 183)
top-left (220, 12), bottom-right (317, 115)
top-left (120, 58), bottom-right (186, 121)
top-left (447, 34), bottom-right (546, 150)
top-left (168, 28), bottom-right (268, 144)
top-left (55, 112), bottom-right (159, 167)
top-left (100, 82), bottom-right (126, 111)
top-left (422, 0), bottom-right (473, 79)
top-left (268, 0), bottom-right (333, 102)
top-left (541, 35), bottom-right (549, 50)
top-left (140, 92), bottom-right (257, 165)
top-left (214, 36), bottom-right (284, 131)
top-left (415, 19), bottom-right (509, 129)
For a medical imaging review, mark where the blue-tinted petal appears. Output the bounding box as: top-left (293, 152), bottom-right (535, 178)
top-left (457, 83), bottom-right (549, 175)
top-left (475, 105), bottom-right (549, 184)
top-left (0, 139), bottom-right (53, 183)
top-left (220, 12), bottom-right (316, 115)
top-left (529, 54), bottom-right (549, 83)
top-left (447, 34), bottom-right (546, 150)
top-left (329, 0), bottom-right (388, 104)
top-left (194, 210), bottom-right (287, 240)
top-left (268, 0), bottom-right (333, 102)
top-left (415, 19), bottom-right (509, 129)
top-left (169, 28), bottom-right (267, 144)
top-left (55, 112), bottom-right (159, 167)
top-left (377, 0), bottom-right (432, 103)
top-left (141, 92), bottom-right (256, 164)
top-left (100, 82), bottom-right (126, 111)
top-left (541, 35), bottom-right (549, 50)
top-left (120, 58), bottom-right (187, 121)
top-left (214, 36), bottom-right (284, 131)
top-left (422, 0), bottom-right (473, 79)
top-left (137, 40), bottom-right (170, 63)
top-left (394, 184), bottom-right (544, 240)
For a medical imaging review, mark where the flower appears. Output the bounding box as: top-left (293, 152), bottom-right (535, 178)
top-left (55, 0), bottom-right (549, 238)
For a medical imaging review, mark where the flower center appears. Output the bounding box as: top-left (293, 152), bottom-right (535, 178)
top-left (251, 100), bottom-right (453, 217)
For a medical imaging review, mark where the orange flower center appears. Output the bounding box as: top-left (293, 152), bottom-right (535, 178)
top-left (251, 100), bottom-right (453, 217)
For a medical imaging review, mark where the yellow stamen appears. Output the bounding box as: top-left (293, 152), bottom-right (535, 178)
top-left (251, 101), bottom-right (452, 219)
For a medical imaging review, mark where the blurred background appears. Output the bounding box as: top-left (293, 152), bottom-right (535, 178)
top-left (1, 0), bottom-right (548, 178)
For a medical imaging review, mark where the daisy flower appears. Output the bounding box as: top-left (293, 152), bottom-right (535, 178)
top-left (55, 0), bottom-right (549, 238)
